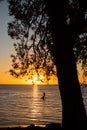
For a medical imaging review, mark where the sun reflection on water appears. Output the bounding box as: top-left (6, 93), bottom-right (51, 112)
top-left (30, 84), bottom-right (41, 120)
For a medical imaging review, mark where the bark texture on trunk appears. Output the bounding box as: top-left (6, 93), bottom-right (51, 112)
top-left (53, 28), bottom-right (87, 129)
top-left (45, 0), bottom-right (87, 129)
top-left (55, 46), bottom-right (87, 130)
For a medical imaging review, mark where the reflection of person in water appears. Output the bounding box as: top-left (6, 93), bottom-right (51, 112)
top-left (41, 92), bottom-right (46, 100)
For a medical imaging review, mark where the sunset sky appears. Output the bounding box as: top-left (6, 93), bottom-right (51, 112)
top-left (0, 1), bottom-right (86, 85)
top-left (0, 0), bottom-right (57, 84)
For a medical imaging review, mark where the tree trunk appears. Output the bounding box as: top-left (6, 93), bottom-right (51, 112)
top-left (45, 0), bottom-right (87, 129)
top-left (55, 44), bottom-right (87, 130)
top-left (52, 27), bottom-right (87, 130)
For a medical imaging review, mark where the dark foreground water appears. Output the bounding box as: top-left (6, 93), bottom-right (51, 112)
top-left (0, 84), bottom-right (87, 127)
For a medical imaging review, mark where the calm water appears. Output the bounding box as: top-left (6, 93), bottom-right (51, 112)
top-left (0, 84), bottom-right (87, 127)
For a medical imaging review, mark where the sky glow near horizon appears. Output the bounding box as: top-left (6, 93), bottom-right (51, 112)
top-left (0, 1), bottom-right (86, 85)
top-left (0, 1), bottom-right (58, 85)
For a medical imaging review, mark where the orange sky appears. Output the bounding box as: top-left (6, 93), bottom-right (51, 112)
top-left (0, 1), bottom-right (57, 85)
top-left (0, 70), bottom-right (58, 85)
top-left (0, 62), bottom-right (86, 85)
top-left (0, 1), bottom-right (86, 85)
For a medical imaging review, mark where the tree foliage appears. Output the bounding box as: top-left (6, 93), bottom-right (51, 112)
top-left (8, 0), bottom-right (56, 82)
top-left (7, 0), bottom-right (87, 82)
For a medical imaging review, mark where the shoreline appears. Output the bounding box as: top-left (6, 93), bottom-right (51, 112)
top-left (0, 123), bottom-right (62, 130)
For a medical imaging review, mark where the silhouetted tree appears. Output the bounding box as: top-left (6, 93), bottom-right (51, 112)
top-left (7, 0), bottom-right (87, 129)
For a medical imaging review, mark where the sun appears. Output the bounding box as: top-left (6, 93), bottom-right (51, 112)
top-left (27, 74), bottom-right (43, 85)
top-left (31, 75), bottom-right (40, 85)
top-left (33, 76), bottom-right (38, 83)
top-left (31, 74), bottom-right (45, 85)
top-left (27, 73), bottom-right (58, 85)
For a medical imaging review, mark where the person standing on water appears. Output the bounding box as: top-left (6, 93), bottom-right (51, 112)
top-left (41, 92), bottom-right (46, 100)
